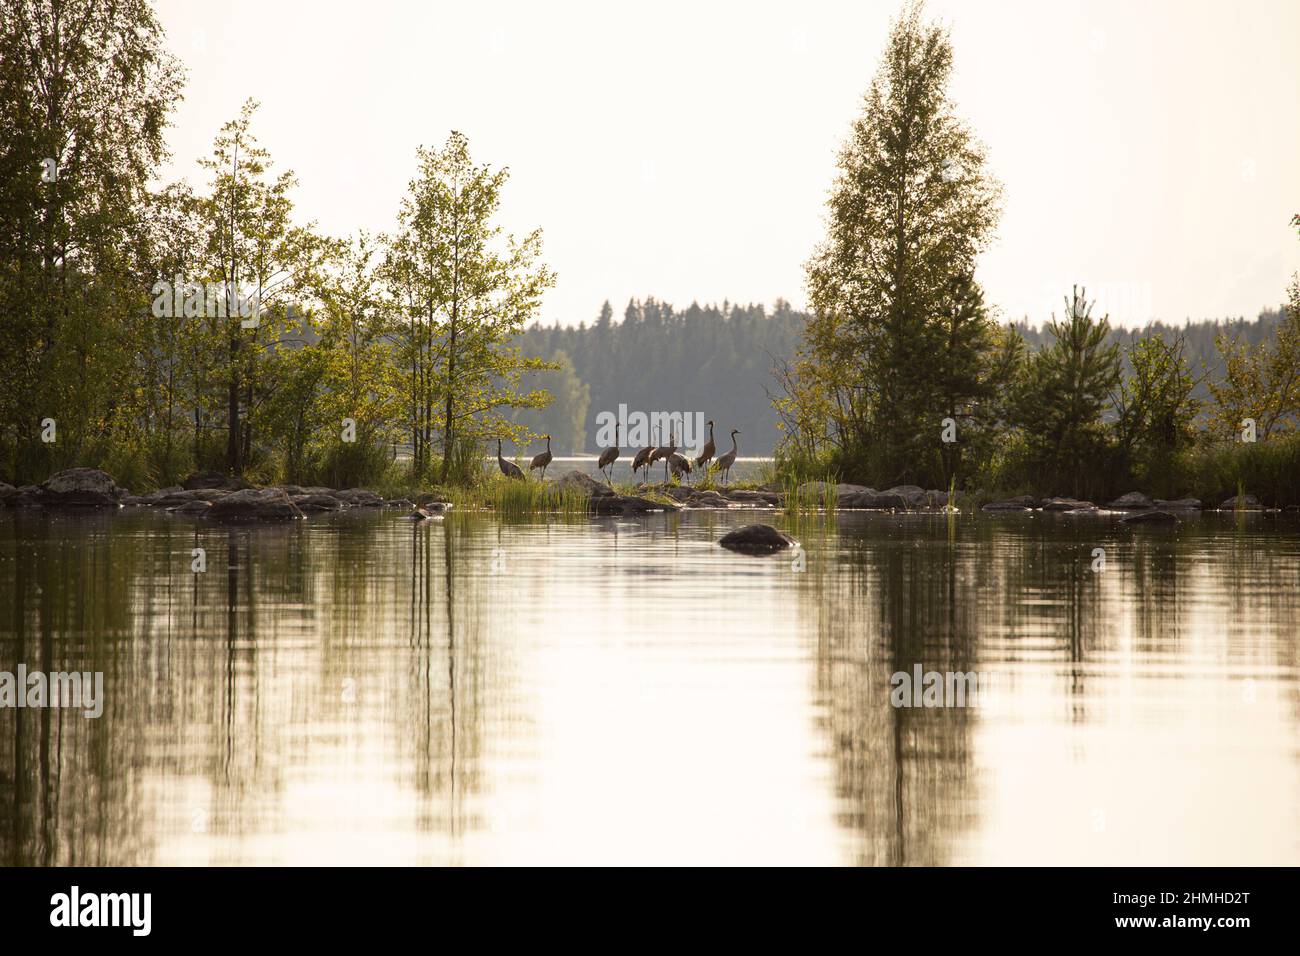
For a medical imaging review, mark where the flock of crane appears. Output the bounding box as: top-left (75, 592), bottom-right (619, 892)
top-left (495, 420), bottom-right (741, 486)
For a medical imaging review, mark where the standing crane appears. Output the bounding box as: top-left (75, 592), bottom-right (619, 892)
top-left (528, 434), bottom-right (553, 481)
top-left (715, 429), bottom-right (739, 485)
top-left (631, 426), bottom-right (657, 485)
top-left (497, 438), bottom-right (523, 479)
top-left (597, 424), bottom-right (621, 484)
top-left (694, 420), bottom-right (715, 473)
top-left (650, 425), bottom-right (677, 483)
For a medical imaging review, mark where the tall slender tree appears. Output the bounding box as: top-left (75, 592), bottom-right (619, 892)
top-left (386, 132), bottom-right (555, 482)
top-left (795, 0), bottom-right (1002, 484)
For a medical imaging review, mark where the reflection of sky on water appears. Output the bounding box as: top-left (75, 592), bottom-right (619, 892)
top-left (1, 509), bottom-right (1296, 865)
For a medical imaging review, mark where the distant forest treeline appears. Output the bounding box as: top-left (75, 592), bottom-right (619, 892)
top-left (506, 301), bottom-right (1288, 455)
top-left (509, 298), bottom-right (807, 454)
top-left (1013, 306), bottom-right (1289, 402)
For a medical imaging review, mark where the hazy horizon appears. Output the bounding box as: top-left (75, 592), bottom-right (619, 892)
top-left (155, 0), bottom-right (1300, 328)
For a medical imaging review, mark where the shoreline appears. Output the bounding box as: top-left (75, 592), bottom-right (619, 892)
top-left (1, 468), bottom-right (1295, 521)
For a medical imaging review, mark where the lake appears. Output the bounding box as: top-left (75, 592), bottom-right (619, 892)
top-left (1, 507), bottom-right (1297, 865)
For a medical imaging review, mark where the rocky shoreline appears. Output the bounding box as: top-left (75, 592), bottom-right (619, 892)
top-left (0, 467), bottom-right (1292, 521)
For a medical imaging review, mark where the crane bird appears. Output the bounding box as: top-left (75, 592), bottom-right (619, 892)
top-left (715, 429), bottom-right (739, 485)
top-left (528, 434), bottom-right (553, 481)
top-left (597, 424), bottom-right (621, 484)
top-left (631, 426), bottom-right (657, 485)
top-left (694, 420), bottom-right (715, 473)
top-left (668, 451), bottom-right (693, 482)
top-left (651, 425), bottom-right (677, 483)
top-left (497, 438), bottom-right (523, 480)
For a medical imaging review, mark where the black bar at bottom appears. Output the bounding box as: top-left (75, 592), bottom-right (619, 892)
top-left (0, 866), bottom-right (1285, 942)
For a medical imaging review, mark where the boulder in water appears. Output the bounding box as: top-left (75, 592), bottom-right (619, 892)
top-left (207, 488), bottom-right (304, 520)
top-left (718, 523), bottom-right (798, 554)
top-left (1107, 491), bottom-right (1154, 510)
top-left (38, 468), bottom-right (124, 507)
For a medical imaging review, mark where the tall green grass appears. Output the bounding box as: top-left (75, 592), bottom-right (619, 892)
top-left (1176, 435), bottom-right (1300, 508)
top-left (779, 470), bottom-right (839, 525)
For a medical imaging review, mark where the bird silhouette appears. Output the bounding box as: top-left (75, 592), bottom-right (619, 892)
top-left (528, 434), bottom-right (553, 481)
top-left (597, 424), bottom-right (621, 484)
top-left (497, 438), bottom-right (523, 479)
top-left (716, 429), bottom-right (739, 485)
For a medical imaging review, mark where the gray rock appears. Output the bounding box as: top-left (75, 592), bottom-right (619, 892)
top-left (38, 468), bottom-right (123, 507)
top-left (1120, 509), bottom-right (1178, 525)
top-left (589, 494), bottom-right (679, 516)
top-left (10, 485), bottom-right (42, 507)
top-left (836, 487), bottom-right (878, 506)
top-left (1219, 493), bottom-right (1263, 511)
top-left (151, 487), bottom-right (230, 508)
top-left (797, 481), bottom-right (870, 497)
top-left (333, 488), bottom-right (385, 507)
top-left (981, 496), bottom-right (1035, 512)
top-left (182, 471), bottom-right (254, 492)
top-left (1153, 498), bottom-right (1201, 510)
top-left (1042, 496), bottom-right (1095, 511)
top-left (0, 482), bottom-right (16, 505)
top-left (723, 489), bottom-right (784, 506)
top-left (841, 491), bottom-right (909, 510)
top-left (1107, 491), bottom-right (1154, 510)
top-left (167, 499), bottom-right (212, 516)
top-left (718, 523), bottom-right (799, 554)
top-left (207, 488), bottom-right (304, 520)
top-left (548, 470), bottom-right (614, 498)
top-left (291, 493), bottom-right (345, 513)
top-left (120, 495), bottom-right (149, 506)
top-left (882, 484), bottom-right (927, 507)
top-left (684, 490), bottom-right (730, 508)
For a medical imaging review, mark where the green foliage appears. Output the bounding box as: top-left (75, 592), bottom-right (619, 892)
top-left (1009, 287), bottom-right (1121, 497)
top-left (1207, 285), bottom-right (1300, 440)
top-left (385, 131), bottom-right (556, 482)
top-left (0, 0), bottom-right (182, 482)
top-left (779, 1), bottom-right (1003, 488)
top-left (1175, 435), bottom-right (1300, 509)
top-left (0, 29), bottom-right (558, 491)
top-left (1111, 334), bottom-right (1200, 494)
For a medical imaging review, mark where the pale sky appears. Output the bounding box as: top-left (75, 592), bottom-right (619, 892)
top-left (154, 0), bottom-right (1299, 327)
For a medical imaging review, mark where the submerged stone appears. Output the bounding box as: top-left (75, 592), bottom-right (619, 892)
top-left (1120, 509), bottom-right (1178, 525)
top-left (981, 496), bottom-right (1035, 512)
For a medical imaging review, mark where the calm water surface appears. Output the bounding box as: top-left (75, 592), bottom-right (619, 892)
top-left (1, 507), bottom-right (1297, 865)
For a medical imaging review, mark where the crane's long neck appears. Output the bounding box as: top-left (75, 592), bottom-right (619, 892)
top-left (546, 435), bottom-right (551, 452)
top-left (709, 422), bottom-right (714, 442)
top-left (731, 433), bottom-right (738, 453)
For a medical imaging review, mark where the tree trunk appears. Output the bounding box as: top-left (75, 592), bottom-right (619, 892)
top-left (226, 334), bottom-right (241, 474)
